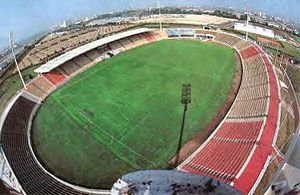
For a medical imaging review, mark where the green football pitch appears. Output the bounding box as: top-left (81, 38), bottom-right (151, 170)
top-left (32, 39), bottom-right (236, 188)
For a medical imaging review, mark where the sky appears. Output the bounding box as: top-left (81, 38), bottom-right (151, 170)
top-left (0, 0), bottom-right (300, 49)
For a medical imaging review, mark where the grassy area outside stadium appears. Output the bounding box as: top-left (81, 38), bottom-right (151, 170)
top-left (32, 39), bottom-right (236, 189)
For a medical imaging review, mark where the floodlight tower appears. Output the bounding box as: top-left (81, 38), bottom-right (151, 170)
top-left (148, 7), bottom-right (152, 18)
top-left (158, 0), bottom-right (163, 30)
top-left (245, 0), bottom-right (250, 41)
top-left (9, 32), bottom-right (26, 89)
top-left (175, 84), bottom-right (191, 164)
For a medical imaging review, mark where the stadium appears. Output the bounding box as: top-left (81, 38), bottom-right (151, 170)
top-left (0, 3), bottom-right (300, 195)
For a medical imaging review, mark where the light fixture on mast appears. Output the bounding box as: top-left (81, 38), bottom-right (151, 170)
top-left (9, 32), bottom-right (27, 89)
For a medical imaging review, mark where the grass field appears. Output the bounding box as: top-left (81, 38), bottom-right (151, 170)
top-left (32, 39), bottom-right (236, 189)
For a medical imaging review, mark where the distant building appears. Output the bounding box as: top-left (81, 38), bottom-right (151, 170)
top-left (60, 20), bottom-right (73, 28)
top-left (256, 12), bottom-right (263, 17)
top-left (61, 21), bottom-right (67, 28)
top-left (0, 61), bottom-right (8, 72)
top-left (234, 23), bottom-right (275, 38)
top-left (268, 22), bottom-right (281, 29)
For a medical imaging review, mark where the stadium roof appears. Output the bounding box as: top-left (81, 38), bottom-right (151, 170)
top-left (234, 23), bottom-right (275, 38)
top-left (34, 28), bottom-right (153, 73)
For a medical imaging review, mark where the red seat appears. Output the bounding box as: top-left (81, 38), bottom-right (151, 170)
top-left (240, 46), bottom-right (259, 59)
top-left (182, 139), bottom-right (254, 183)
top-left (44, 70), bottom-right (66, 86)
top-left (215, 121), bottom-right (262, 141)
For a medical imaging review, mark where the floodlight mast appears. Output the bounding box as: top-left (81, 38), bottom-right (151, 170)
top-left (9, 32), bottom-right (26, 89)
top-left (175, 84), bottom-right (191, 165)
top-left (158, 0), bottom-right (163, 30)
top-left (245, 0), bottom-right (250, 41)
